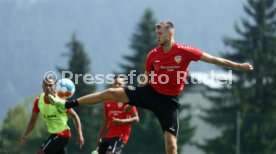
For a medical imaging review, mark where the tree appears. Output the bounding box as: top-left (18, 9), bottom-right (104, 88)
top-left (59, 34), bottom-right (96, 98)
top-left (58, 34), bottom-right (102, 153)
top-left (198, 0), bottom-right (276, 153)
top-left (120, 8), bottom-right (157, 86)
top-left (0, 97), bottom-right (47, 154)
top-left (120, 8), bottom-right (195, 153)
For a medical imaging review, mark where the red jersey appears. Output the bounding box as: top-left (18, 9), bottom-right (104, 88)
top-left (104, 101), bottom-right (137, 144)
top-left (146, 43), bottom-right (203, 96)
top-left (32, 95), bottom-right (72, 137)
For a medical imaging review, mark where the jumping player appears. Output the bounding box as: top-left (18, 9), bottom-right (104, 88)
top-left (49, 21), bottom-right (253, 154)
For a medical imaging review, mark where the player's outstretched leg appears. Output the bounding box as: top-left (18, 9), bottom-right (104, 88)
top-left (49, 87), bottom-right (129, 109)
top-left (77, 87), bottom-right (129, 105)
top-left (164, 131), bottom-right (177, 154)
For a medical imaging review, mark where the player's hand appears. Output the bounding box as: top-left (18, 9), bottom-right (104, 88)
top-left (19, 135), bottom-right (26, 145)
top-left (77, 133), bottom-right (85, 149)
top-left (112, 118), bottom-right (124, 125)
top-left (124, 105), bottom-right (133, 112)
top-left (48, 94), bottom-right (66, 113)
top-left (238, 62), bottom-right (253, 71)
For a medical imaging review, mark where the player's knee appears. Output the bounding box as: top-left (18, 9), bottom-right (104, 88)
top-left (166, 139), bottom-right (177, 151)
top-left (167, 143), bottom-right (177, 152)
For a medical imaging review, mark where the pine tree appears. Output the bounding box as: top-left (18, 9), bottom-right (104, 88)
top-left (0, 97), bottom-right (47, 154)
top-left (58, 34), bottom-right (102, 153)
top-left (120, 8), bottom-right (157, 86)
top-left (59, 34), bottom-right (96, 98)
top-left (198, 0), bottom-right (276, 153)
top-left (120, 8), bottom-right (195, 153)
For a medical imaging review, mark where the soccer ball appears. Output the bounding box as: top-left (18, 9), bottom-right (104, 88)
top-left (55, 78), bottom-right (75, 99)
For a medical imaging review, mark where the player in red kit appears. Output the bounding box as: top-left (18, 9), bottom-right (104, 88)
top-left (96, 76), bottom-right (139, 154)
top-left (50, 21), bottom-right (253, 154)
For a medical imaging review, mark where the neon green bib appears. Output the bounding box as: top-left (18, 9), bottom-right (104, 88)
top-left (38, 93), bottom-right (70, 133)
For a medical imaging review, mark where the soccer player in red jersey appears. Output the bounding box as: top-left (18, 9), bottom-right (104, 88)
top-left (19, 77), bottom-right (84, 154)
top-left (96, 76), bottom-right (139, 154)
top-left (49, 21), bottom-right (253, 154)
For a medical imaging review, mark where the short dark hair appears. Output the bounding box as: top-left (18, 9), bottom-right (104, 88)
top-left (43, 75), bottom-right (56, 84)
top-left (156, 20), bottom-right (174, 30)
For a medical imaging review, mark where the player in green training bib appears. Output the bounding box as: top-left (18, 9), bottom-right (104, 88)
top-left (19, 76), bottom-right (85, 154)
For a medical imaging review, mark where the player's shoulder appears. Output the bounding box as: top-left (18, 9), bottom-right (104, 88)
top-left (34, 95), bottom-right (40, 103)
top-left (178, 43), bottom-right (198, 50)
top-left (174, 43), bottom-right (199, 53)
top-left (130, 105), bottom-right (137, 109)
top-left (148, 46), bottom-right (162, 56)
top-left (66, 108), bottom-right (74, 113)
top-left (174, 43), bottom-right (188, 50)
top-left (132, 106), bottom-right (137, 111)
top-left (32, 96), bottom-right (41, 110)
